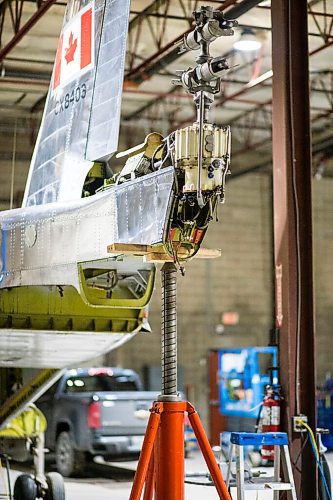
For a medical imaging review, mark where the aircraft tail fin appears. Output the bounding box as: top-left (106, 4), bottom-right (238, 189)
top-left (22, 0), bottom-right (131, 207)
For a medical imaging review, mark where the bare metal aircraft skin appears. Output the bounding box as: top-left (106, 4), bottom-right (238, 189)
top-left (24, 0), bottom-right (130, 207)
top-left (0, 1), bottom-right (232, 368)
top-left (0, 0), bottom-right (162, 367)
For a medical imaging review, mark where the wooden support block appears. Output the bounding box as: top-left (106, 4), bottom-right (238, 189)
top-left (107, 243), bottom-right (221, 261)
top-left (145, 248), bottom-right (221, 262)
top-left (196, 248), bottom-right (221, 259)
top-left (107, 243), bottom-right (149, 255)
top-left (144, 252), bottom-right (174, 262)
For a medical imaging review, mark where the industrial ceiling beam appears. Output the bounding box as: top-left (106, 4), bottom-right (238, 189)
top-left (125, 0), bottom-right (332, 87)
top-left (214, 37), bottom-right (333, 109)
top-left (124, 0), bottom-right (259, 85)
top-left (126, 0), bottom-right (194, 76)
top-left (173, 32), bottom-right (333, 131)
top-left (129, 15), bottom-right (329, 40)
top-left (225, 69), bottom-right (333, 153)
top-left (129, 0), bottom-right (169, 30)
top-left (125, 0), bottom-right (332, 126)
top-left (272, 1), bottom-right (317, 498)
top-left (0, 0), bottom-right (57, 62)
top-left (230, 133), bottom-right (333, 180)
top-left (121, 68), bottom-right (332, 154)
top-left (224, 0), bottom-right (263, 18)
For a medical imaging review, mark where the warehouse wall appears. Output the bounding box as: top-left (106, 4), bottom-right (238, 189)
top-left (313, 178), bottom-right (333, 382)
top-left (114, 173), bottom-right (333, 425)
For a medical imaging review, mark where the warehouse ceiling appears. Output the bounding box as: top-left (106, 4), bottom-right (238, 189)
top-left (0, 0), bottom-right (332, 208)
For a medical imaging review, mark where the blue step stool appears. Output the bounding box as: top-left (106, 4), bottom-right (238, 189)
top-left (226, 432), bottom-right (297, 500)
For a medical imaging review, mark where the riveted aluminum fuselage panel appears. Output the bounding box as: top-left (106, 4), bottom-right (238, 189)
top-left (0, 168), bottom-right (174, 289)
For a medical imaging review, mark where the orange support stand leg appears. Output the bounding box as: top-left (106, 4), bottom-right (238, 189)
top-left (187, 403), bottom-right (231, 500)
top-left (129, 405), bottom-right (161, 500)
top-left (155, 402), bottom-right (186, 500)
top-left (143, 448), bottom-right (155, 500)
top-left (129, 400), bottom-right (230, 500)
top-left (129, 264), bottom-right (230, 499)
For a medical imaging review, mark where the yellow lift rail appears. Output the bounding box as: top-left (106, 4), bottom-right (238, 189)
top-left (0, 368), bottom-right (63, 430)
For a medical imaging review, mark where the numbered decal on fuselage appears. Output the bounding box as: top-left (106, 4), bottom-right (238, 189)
top-left (54, 83), bottom-right (87, 115)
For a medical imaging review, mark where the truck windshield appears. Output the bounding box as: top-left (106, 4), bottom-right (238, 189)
top-left (64, 375), bottom-right (138, 393)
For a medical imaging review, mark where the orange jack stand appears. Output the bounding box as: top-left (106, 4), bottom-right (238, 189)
top-left (129, 400), bottom-right (230, 500)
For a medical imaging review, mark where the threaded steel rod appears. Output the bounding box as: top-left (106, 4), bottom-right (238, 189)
top-left (160, 262), bottom-right (178, 399)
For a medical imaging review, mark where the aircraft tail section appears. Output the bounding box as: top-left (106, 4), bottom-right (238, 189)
top-left (86, 0), bottom-right (129, 161)
top-left (22, 0), bottom-right (130, 208)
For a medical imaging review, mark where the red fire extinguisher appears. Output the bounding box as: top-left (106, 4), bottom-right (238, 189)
top-left (261, 385), bottom-right (280, 460)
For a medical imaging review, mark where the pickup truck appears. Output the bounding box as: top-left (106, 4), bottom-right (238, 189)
top-left (36, 367), bottom-right (158, 477)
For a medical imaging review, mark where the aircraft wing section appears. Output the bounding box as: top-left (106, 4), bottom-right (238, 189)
top-left (22, 0), bottom-right (131, 207)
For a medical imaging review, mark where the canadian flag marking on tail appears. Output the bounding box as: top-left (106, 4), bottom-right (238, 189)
top-left (53, 2), bottom-right (94, 91)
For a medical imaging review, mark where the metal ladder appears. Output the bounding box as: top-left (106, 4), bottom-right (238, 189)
top-left (226, 432), bottom-right (297, 499)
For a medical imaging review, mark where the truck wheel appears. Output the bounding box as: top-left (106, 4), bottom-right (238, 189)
top-left (55, 431), bottom-right (86, 477)
top-left (45, 472), bottom-right (65, 500)
top-left (13, 474), bottom-right (37, 500)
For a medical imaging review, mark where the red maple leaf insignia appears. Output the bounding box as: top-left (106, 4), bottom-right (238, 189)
top-left (64, 32), bottom-right (78, 64)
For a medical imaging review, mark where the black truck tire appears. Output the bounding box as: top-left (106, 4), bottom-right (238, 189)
top-left (13, 474), bottom-right (37, 500)
top-left (55, 431), bottom-right (86, 477)
top-left (45, 472), bottom-right (65, 500)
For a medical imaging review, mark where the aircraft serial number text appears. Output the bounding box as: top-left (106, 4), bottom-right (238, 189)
top-left (54, 83), bottom-right (87, 115)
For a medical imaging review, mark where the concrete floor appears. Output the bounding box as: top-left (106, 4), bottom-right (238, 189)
top-left (1, 451), bottom-right (332, 499)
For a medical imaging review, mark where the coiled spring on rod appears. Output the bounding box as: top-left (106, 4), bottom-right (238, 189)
top-left (160, 262), bottom-right (178, 398)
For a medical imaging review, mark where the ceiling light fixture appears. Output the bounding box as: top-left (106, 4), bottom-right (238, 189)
top-left (233, 28), bottom-right (262, 51)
